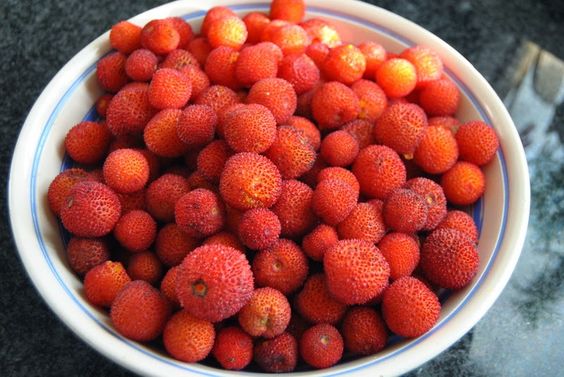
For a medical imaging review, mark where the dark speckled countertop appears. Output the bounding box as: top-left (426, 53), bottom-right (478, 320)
top-left (1, 1), bottom-right (563, 376)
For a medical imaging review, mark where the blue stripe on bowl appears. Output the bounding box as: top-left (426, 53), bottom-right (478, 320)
top-left (30, 3), bottom-right (509, 376)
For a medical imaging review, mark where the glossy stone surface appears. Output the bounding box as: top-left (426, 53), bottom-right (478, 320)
top-left (1, 1), bottom-right (562, 376)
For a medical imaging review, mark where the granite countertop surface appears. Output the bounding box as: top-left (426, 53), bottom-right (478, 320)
top-left (1, 1), bottom-right (563, 376)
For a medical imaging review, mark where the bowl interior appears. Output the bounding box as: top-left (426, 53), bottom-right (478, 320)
top-left (11, 1), bottom-right (522, 376)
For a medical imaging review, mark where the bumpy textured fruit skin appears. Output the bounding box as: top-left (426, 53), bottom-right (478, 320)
top-left (456, 121), bottom-right (500, 166)
top-left (317, 167), bottom-right (360, 195)
top-left (441, 161), bottom-right (486, 206)
top-left (204, 46), bottom-right (241, 90)
top-left (96, 52), bottom-right (129, 93)
top-left (252, 239), bottom-right (309, 295)
top-left (84, 261), bottom-right (131, 307)
top-left (238, 287), bottom-right (291, 338)
top-left (286, 116), bottom-right (321, 151)
top-left (212, 326), bottom-right (253, 370)
top-left (341, 306), bottom-right (388, 356)
top-left (324, 240), bottom-right (390, 305)
top-left (60, 181), bottom-right (121, 237)
top-left (374, 102), bottom-right (428, 155)
top-left (323, 44), bottom-right (366, 84)
top-left (300, 324), bottom-right (344, 369)
top-left (181, 65), bottom-right (210, 99)
top-left (113, 210), bottom-right (157, 252)
top-left (201, 6), bottom-right (236, 37)
top-left (378, 232), bottom-right (420, 280)
top-left (174, 189), bottom-right (225, 239)
top-left (269, 24), bottom-right (309, 56)
top-left (436, 210), bottom-right (479, 243)
top-left (145, 173), bottom-right (190, 223)
top-left (414, 125), bottom-right (459, 174)
top-left (337, 202), bottom-right (386, 244)
top-left (265, 125), bottom-right (316, 179)
top-left (247, 78), bottom-right (297, 124)
top-left (196, 86), bottom-right (240, 118)
top-left (176, 245), bottom-right (253, 322)
top-left (203, 231), bottom-right (244, 251)
top-left (48, 169), bottom-right (95, 216)
top-left (419, 78), bottom-right (460, 116)
top-left (144, 109), bottom-right (189, 158)
top-left (302, 224), bottom-right (339, 262)
top-left (278, 54), bottom-right (320, 94)
top-left (406, 177), bottom-right (447, 230)
top-left (64, 121), bottom-right (112, 165)
top-left (103, 148), bottom-right (149, 194)
top-left (311, 81), bottom-right (360, 130)
top-left (163, 310), bottom-right (215, 363)
top-left (400, 45), bottom-right (443, 87)
top-left (66, 237), bottom-right (110, 276)
top-left (375, 58), bottom-right (417, 98)
top-left (312, 178), bottom-right (358, 226)
top-left (125, 49), bottom-right (158, 82)
top-left (383, 189), bottom-right (429, 233)
top-left (271, 180), bottom-right (315, 237)
top-left (352, 145), bottom-right (406, 200)
top-left (160, 266), bottom-right (181, 307)
top-left (126, 251), bottom-right (163, 285)
top-left (320, 130), bottom-right (360, 167)
top-left (254, 332), bottom-right (298, 373)
top-left (351, 79), bottom-right (388, 123)
top-left (176, 104), bottom-right (217, 148)
top-left (238, 208), bottom-right (281, 250)
top-left (148, 68), bottom-right (192, 110)
top-left (235, 42), bottom-right (280, 86)
top-left (223, 103), bottom-right (277, 153)
top-left (110, 21), bottom-right (142, 54)
top-left (382, 276), bottom-right (440, 338)
top-left (219, 152), bottom-right (282, 210)
top-left (110, 280), bottom-right (171, 342)
top-left (141, 19), bottom-right (180, 55)
top-left (296, 273), bottom-right (347, 324)
top-left (197, 140), bottom-right (233, 184)
top-left (420, 228), bottom-right (480, 289)
top-left (106, 83), bottom-right (155, 136)
top-left (160, 49), bottom-right (199, 71)
top-left (207, 16), bottom-right (248, 50)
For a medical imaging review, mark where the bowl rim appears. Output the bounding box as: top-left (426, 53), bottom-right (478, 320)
top-left (8, 0), bottom-right (530, 376)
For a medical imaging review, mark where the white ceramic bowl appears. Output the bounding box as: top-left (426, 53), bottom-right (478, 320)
top-left (9, 0), bottom-right (530, 376)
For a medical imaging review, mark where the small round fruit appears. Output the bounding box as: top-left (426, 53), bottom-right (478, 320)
top-left (163, 310), bottom-right (215, 362)
top-left (456, 120), bottom-right (500, 166)
top-left (300, 324), bottom-right (344, 369)
top-left (212, 326), bottom-right (253, 370)
top-left (324, 239), bottom-right (390, 305)
top-left (420, 228), bottom-right (480, 289)
top-left (110, 280), bottom-right (171, 342)
top-left (176, 245), bottom-right (253, 322)
top-left (341, 307), bottom-right (388, 355)
top-left (441, 162), bottom-right (486, 206)
top-left (382, 276), bottom-right (440, 338)
top-left (238, 287), bottom-right (291, 338)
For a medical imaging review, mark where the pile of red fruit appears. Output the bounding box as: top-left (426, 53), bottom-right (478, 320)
top-left (47, 0), bottom-right (500, 372)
